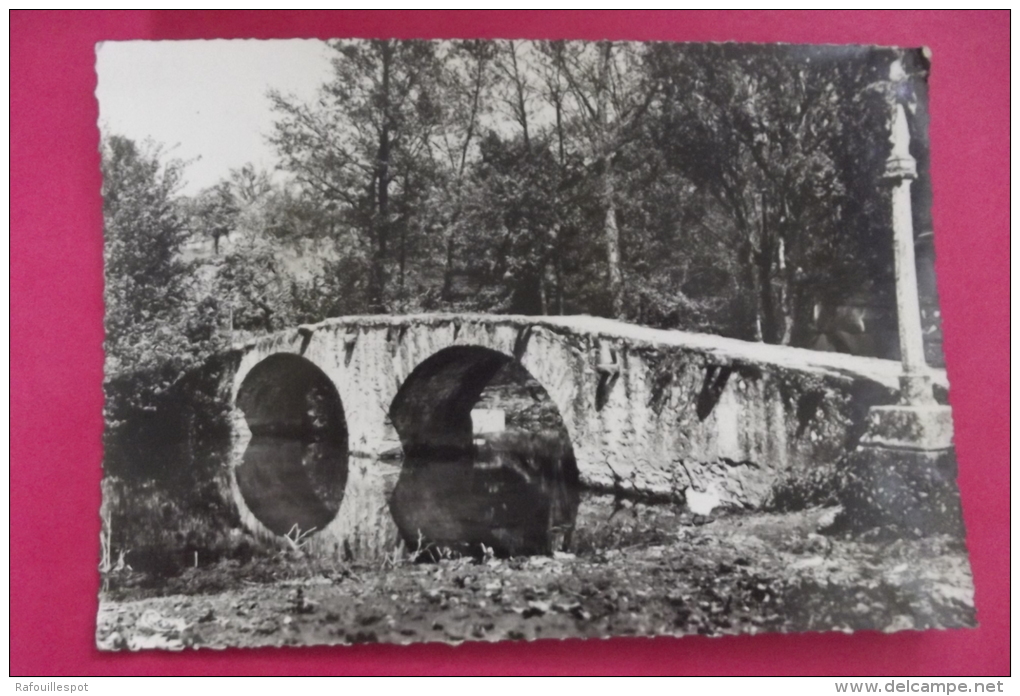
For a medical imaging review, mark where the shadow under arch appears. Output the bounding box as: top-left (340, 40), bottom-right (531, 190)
top-left (388, 346), bottom-right (580, 558)
top-left (235, 353), bottom-right (348, 537)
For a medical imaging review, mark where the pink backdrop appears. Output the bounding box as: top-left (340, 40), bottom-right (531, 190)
top-left (10, 11), bottom-right (1009, 676)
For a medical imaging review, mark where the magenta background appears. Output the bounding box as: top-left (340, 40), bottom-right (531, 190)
top-left (10, 11), bottom-right (1009, 676)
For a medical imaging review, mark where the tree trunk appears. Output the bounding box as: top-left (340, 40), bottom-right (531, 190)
top-left (603, 157), bottom-right (624, 318)
top-left (538, 260), bottom-right (548, 315)
top-left (758, 248), bottom-right (778, 343)
top-left (740, 237), bottom-right (763, 342)
top-left (755, 192), bottom-right (788, 345)
top-left (552, 95), bottom-right (565, 316)
top-left (550, 223), bottom-right (564, 316)
top-left (750, 265), bottom-right (763, 342)
top-left (370, 42), bottom-right (393, 313)
top-left (398, 215), bottom-right (407, 304)
top-left (777, 235), bottom-right (794, 345)
top-left (441, 51), bottom-right (485, 307)
top-left (441, 236), bottom-right (454, 302)
top-left (554, 254), bottom-right (564, 315)
top-left (554, 95), bottom-right (565, 167)
top-left (760, 195), bottom-right (774, 343)
top-left (598, 43), bottom-right (624, 319)
top-left (509, 42), bottom-right (530, 148)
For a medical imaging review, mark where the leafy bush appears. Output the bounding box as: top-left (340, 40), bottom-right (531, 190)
top-left (571, 495), bottom-right (676, 555)
top-left (762, 466), bottom-right (845, 513)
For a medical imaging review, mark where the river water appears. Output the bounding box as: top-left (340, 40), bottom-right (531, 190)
top-left (236, 428), bottom-right (580, 557)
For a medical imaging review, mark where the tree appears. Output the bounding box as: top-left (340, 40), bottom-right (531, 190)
top-left (269, 39), bottom-right (445, 312)
top-left (459, 133), bottom-right (563, 314)
top-left (427, 40), bottom-right (496, 304)
top-left (102, 135), bottom-right (216, 410)
top-left (647, 43), bottom-right (893, 344)
top-left (256, 39), bottom-right (899, 346)
top-left (493, 40), bottom-right (538, 148)
top-left (550, 41), bottom-right (658, 319)
top-left (613, 144), bottom-right (748, 335)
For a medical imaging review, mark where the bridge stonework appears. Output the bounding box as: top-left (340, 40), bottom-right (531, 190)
top-left (225, 314), bottom-right (946, 560)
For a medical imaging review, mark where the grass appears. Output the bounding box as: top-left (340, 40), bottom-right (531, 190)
top-left (571, 495), bottom-right (678, 556)
top-left (761, 465), bottom-right (844, 513)
top-left (100, 475), bottom-right (274, 585)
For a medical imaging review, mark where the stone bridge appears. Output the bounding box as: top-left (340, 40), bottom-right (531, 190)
top-left (223, 313), bottom-right (948, 561)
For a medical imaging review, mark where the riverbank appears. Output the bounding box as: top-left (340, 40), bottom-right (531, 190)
top-left (97, 501), bottom-right (974, 650)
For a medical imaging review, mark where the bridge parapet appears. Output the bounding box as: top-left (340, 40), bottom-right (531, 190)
top-left (224, 314), bottom-right (949, 559)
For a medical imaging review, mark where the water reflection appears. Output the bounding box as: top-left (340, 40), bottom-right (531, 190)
top-left (236, 435), bottom-right (347, 536)
top-left (389, 430), bottom-right (580, 558)
top-left (235, 353), bottom-right (349, 538)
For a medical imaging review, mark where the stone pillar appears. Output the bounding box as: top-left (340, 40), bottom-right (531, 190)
top-left (884, 101), bottom-right (933, 404)
top-left (865, 89), bottom-right (955, 452)
top-left (836, 60), bottom-right (961, 537)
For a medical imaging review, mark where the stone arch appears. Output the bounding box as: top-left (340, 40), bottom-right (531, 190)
top-left (233, 353), bottom-right (349, 537)
top-left (387, 345), bottom-right (580, 557)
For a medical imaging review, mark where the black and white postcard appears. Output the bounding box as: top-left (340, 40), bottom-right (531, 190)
top-left (95, 38), bottom-right (974, 650)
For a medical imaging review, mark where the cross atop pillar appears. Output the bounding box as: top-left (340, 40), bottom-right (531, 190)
top-left (834, 57), bottom-right (962, 535)
top-left (882, 61), bottom-right (934, 406)
top-left (858, 56), bottom-right (952, 450)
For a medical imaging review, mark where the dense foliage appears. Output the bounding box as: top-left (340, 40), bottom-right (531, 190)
top-left (103, 41), bottom-right (930, 422)
top-left (98, 40), bottom-right (940, 580)
top-left (102, 136), bottom-right (225, 424)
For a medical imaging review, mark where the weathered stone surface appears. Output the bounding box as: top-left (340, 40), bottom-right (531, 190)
top-left (861, 404), bottom-right (954, 451)
top-left (837, 446), bottom-right (964, 537)
top-left (219, 314), bottom-right (950, 560)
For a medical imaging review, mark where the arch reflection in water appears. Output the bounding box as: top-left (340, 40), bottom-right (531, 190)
top-left (388, 346), bottom-right (579, 558)
top-left (235, 354), bottom-right (348, 536)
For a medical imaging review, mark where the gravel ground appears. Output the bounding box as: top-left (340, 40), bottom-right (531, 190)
top-left (96, 501), bottom-right (975, 650)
